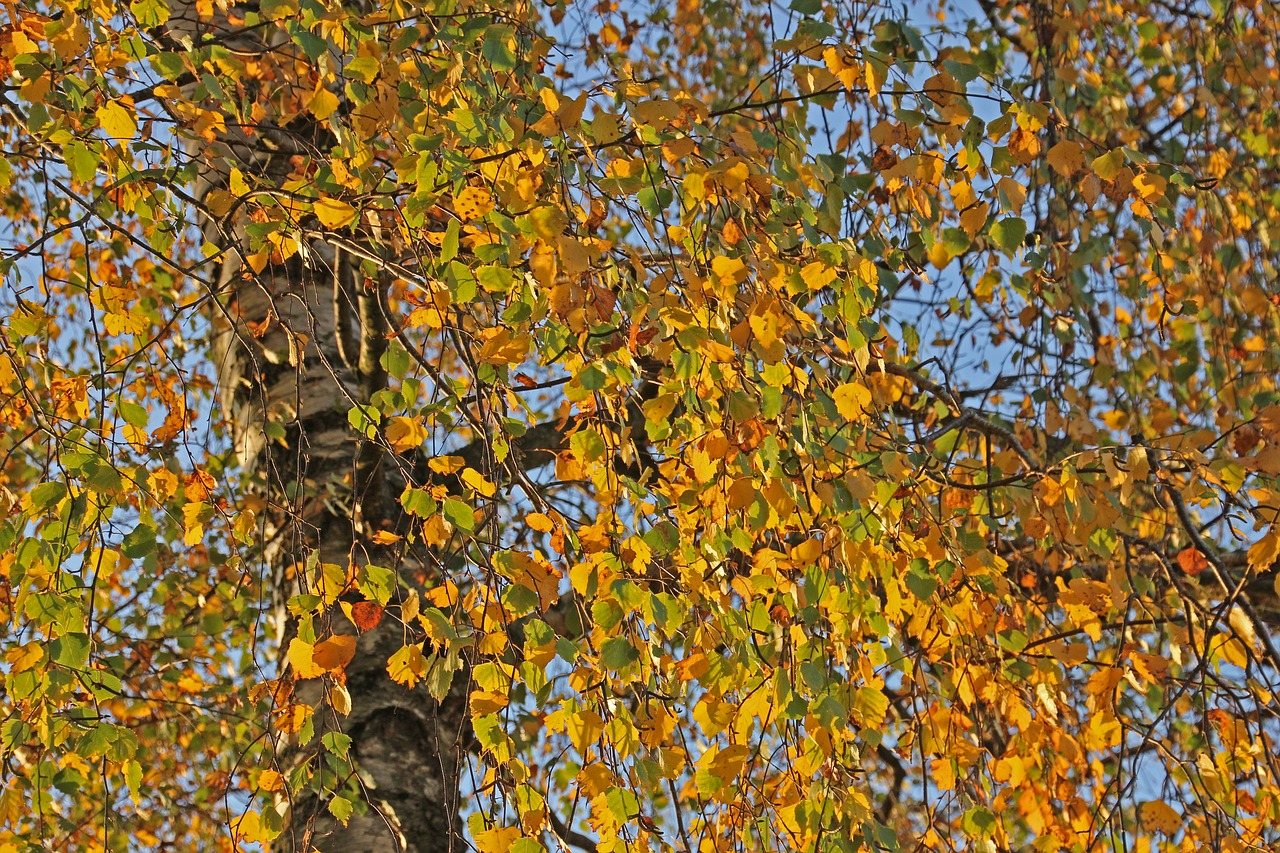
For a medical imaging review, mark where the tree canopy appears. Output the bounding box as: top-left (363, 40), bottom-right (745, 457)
top-left (2, 0), bottom-right (1280, 850)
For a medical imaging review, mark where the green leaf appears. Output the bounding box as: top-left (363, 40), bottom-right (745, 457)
top-left (130, 0), bottom-right (169, 26)
top-left (328, 795), bottom-right (354, 826)
top-left (399, 487), bottom-right (437, 517)
top-left (380, 340), bottom-right (411, 378)
top-left (904, 571), bottom-right (937, 600)
top-left (990, 217), bottom-right (1027, 253)
top-left (117, 400), bottom-right (148, 429)
top-left (600, 637), bottom-right (639, 669)
top-left (441, 217), bottom-right (460, 263)
top-left (52, 633), bottom-right (90, 669)
top-left (569, 428), bottom-right (606, 462)
top-left (357, 564), bottom-right (397, 606)
top-left (605, 787), bottom-right (640, 823)
top-left (579, 365), bottom-right (607, 391)
top-left (345, 56), bottom-right (380, 84)
top-left (322, 731), bottom-right (352, 757)
top-left (482, 25), bottom-right (518, 71)
top-left (123, 760), bottom-right (143, 799)
top-left (64, 141), bottom-right (98, 183)
top-left (443, 498), bottom-right (475, 532)
top-left (29, 481), bottom-right (67, 513)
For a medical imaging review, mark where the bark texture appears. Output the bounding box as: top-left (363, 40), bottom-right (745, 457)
top-left (166, 4), bottom-right (469, 851)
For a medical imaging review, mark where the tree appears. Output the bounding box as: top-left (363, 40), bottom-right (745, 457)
top-left (2, 0), bottom-right (1280, 849)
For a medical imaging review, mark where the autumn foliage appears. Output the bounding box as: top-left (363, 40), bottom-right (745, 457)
top-left (2, 0), bottom-right (1280, 851)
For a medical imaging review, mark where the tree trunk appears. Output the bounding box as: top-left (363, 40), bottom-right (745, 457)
top-left (167, 5), bottom-right (469, 851)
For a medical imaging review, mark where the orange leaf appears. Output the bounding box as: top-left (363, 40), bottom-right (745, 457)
top-left (1176, 546), bottom-right (1209, 576)
top-left (351, 601), bottom-right (384, 631)
top-left (312, 634), bottom-right (357, 672)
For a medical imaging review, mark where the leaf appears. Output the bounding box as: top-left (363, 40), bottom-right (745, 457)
top-left (123, 760), bottom-right (143, 802)
top-left (1140, 801), bottom-right (1182, 835)
top-left (308, 87), bottom-right (340, 119)
top-left (327, 795), bottom-right (354, 826)
top-left (481, 25), bottom-right (518, 71)
top-left (989, 217), bottom-right (1027, 252)
top-left (314, 197), bottom-right (358, 228)
top-left (477, 327), bottom-right (530, 364)
top-left (1046, 139), bottom-right (1085, 176)
top-left (442, 498), bottom-right (476, 532)
top-left (474, 826), bottom-right (522, 853)
top-left (312, 634), bottom-right (357, 672)
top-left (453, 186), bottom-right (494, 221)
top-left (601, 637), bottom-right (639, 669)
top-left (387, 643), bottom-right (426, 688)
top-left (288, 638), bottom-right (324, 679)
top-left (1248, 528), bottom-right (1280, 572)
top-left (1176, 547), bottom-right (1209, 576)
top-left (1228, 606), bottom-right (1259, 651)
top-left (461, 467), bottom-right (497, 497)
top-left (257, 769), bottom-right (285, 792)
top-left (329, 683), bottom-right (352, 716)
top-left (1091, 148), bottom-right (1127, 181)
top-left (385, 415), bottom-right (427, 452)
top-left (350, 601), bottom-right (384, 631)
top-left (832, 382), bottom-right (872, 420)
top-left (96, 101), bottom-right (136, 141)
top-left (345, 56), bottom-right (380, 83)
top-left (526, 512), bottom-right (555, 533)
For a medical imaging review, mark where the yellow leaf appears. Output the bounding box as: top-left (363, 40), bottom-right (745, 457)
top-left (705, 743), bottom-right (750, 781)
top-left (96, 100), bottom-right (136, 141)
top-left (567, 710), bottom-right (604, 752)
top-left (454, 186), bottom-right (494, 221)
top-left (822, 46), bottom-right (861, 90)
top-left (529, 205), bottom-right (567, 240)
top-left (274, 703), bottom-right (312, 734)
top-left (232, 810), bottom-right (278, 845)
top-left (329, 683), bottom-right (352, 716)
top-left (1046, 139), bottom-right (1085, 176)
top-left (800, 262), bottom-right (837, 291)
top-left (313, 634), bottom-right (357, 672)
top-left (429, 456), bottom-right (465, 475)
top-left (865, 59), bottom-right (881, 99)
top-left (474, 827), bottom-right (522, 853)
top-left (287, 638), bottom-right (324, 679)
top-left (385, 415), bottom-right (427, 452)
top-left (478, 327), bottom-right (531, 365)
top-left (4, 642), bottom-right (43, 673)
top-left (711, 255), bottom-right (749, 287)
top-left (698, 339), bottom-right (737, 363)
top-left (1139, 801), bottom-right (1182, 835)
top-left (257, 769), bottom-right (285, 792)
top-left (1228, 605), bottom-right (1259, 651)
top-left (314, 197), bottom-right (357, 228)
top-left (1091, 148), bottom-right (1126, 181)
top-left (1129, 651), bottom-right (1169, 684)
top-left (308, 87), bottom-right (339, 120)
top-left (470, 689), bottom-right (509, 715)
top-left (387, 643), bottom-right (426, 687)
top-left (422, 514), bottom-right (453, 546)
top-left (1132, 171), bottom-right (1167, 202)
top-left (832, 382), bottom-right (872, 420)
top-left (526, 512), bottom-right (555, 533)
top-left (461, 467), bottom-right (497, 497)
top-left (1248, 528), bottom-right (1280, 572)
